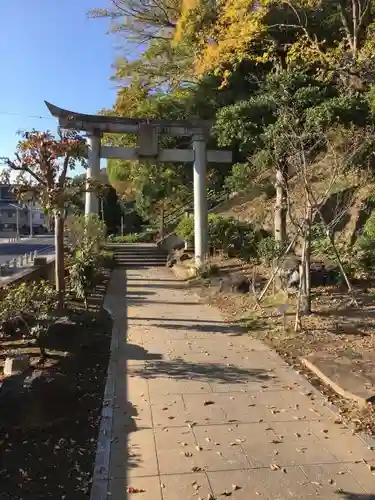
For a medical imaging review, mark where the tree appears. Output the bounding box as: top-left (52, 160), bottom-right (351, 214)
top-left (174, 0), bottom-right (375, 85)
top-left (214, 69), bottom-right (375, 246)
top-left (90, 0), bottom-right (195, 88)
top-left (0, 130), bottom-right (98, 307)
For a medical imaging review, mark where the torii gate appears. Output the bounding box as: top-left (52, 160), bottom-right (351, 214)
top-left (45, 101), bottom-right (232, 263)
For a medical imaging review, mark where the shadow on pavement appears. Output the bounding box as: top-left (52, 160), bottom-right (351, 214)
top-left (132, 359), bottom-right (273, 385)
top-left (151, 321), bottom-right (245, 336)
top-left (338, 493), bottom-right (375, 499)
top-left (124, 343), bottom-right (162, 361)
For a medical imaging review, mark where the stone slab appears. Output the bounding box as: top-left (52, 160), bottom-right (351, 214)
top-left (302, 350), bottom-right (375, 406)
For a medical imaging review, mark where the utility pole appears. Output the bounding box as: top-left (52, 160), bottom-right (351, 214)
top-left (29, 202), bottom-right (33, 238)
top-left (10, 204), bottom-right (20, 241)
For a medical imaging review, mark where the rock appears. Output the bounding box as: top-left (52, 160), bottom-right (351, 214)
top-left (166, 257), bottom-right (177, 268)
top-left (4, 355), bottom-right (30, 376)
top-left (231, 276), bottom-right (250, 294)
top-left (180, 253), bottom-right (192, 262)
top-left (0, 370), bottom-right (79, 430)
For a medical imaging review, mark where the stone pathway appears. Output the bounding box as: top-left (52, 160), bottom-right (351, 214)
top-left (92, 267), bottom-right (375, 500)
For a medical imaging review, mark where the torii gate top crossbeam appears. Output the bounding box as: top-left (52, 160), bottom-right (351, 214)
top-left (45, 101), bottom-right (212, 137)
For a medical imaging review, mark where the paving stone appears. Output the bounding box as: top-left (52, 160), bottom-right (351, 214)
top-left (182, 393), bottom-right (229, 424)
top-left (112, 401), bottom-right (152, 432)
top-left (300, 463), bottom-right (368, 498)
top-left (247, 388), bottom-right (324, 407)
top-left (110, 428), bottom-right (158, 478)
top-left (150, 394), bottom-right (188, 427)
top-left (154, 426), bottom-right (199, 474)
top-left (342, 461), bottom-right (375, 493)
top-left (208, 467), bottom-right (318, 499)
top-left (147, 376), bottom-right (213, 396)
top-left (159, 473), bottom-right (213, 499)
top-left (307, 421), bottom-right (375, 462)
top-left (243, 420), bottom-right (337, 467)
top-left (108, 476), bottom-right (162, 500)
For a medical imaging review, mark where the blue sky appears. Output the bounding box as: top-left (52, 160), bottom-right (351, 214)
top-left (0, 0), bottom-right (119, 169)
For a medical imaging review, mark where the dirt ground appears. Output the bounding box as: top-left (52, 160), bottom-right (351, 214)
top-left (0, 270), bottom-right (112, 500)
top-left (188, 255), bottom-right (375, 438)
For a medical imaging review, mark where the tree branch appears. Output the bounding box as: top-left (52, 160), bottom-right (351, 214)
top-left (1, 157), bottom-right (46, 185)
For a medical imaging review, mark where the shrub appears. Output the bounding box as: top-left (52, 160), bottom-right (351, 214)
top-left (197, 262), bottom-right (220, 278)
top-left (256, 236), bottom-right (288, 266)
top-left (68, 250), bottom-right (100, 310)
top-left (0, 281), bottom-right (58, 358)
top-left (107, 231), bottom-right (156, 243)
top-left (311, 223), bottom-right (336, 260)
top-left (176, 216), bottom-right (195, 245)
top-left (65, 214), bottom-right (106, 255)
top-left (97, 250), bottom-right (115, 269)
top-left (177, 214), bottom-right (263, 260)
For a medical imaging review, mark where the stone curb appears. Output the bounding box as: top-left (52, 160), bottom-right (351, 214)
top-left (301, 356), bottom-right (370, 407)
top-left (89, 285), bottom-right (121, 500)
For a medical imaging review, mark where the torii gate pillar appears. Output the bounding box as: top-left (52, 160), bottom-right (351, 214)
top-left (193, 133), bottom-right (208, 264)
top-left (85, 132), bottom-right (101, 216)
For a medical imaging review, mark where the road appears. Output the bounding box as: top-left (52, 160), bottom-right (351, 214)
top-left (0, 236), bottom-right (55, 266)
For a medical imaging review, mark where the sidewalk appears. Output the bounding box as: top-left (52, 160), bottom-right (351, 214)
top-left (92, 267), bottom-right (375, 500)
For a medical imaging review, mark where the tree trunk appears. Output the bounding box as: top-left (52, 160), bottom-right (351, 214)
top-left (54, 213), bottom-right (65, 308)
top-left (274, 166), bottom-right (287, 243)
top-left (301, 204), bottom-right (312, 314)
top-left (160, 206), bottom-right (165, 240)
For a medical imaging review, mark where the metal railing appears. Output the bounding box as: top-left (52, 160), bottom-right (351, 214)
top-left (158, 188), bottom-right (231, 242)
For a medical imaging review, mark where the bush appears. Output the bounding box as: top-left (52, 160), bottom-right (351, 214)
top-left (311, 223), bottom-right (336, 260)
top-left (68, 250), bottom-right (100, 310)
top-left (0, 281), bottom-right (58, 358)
top-left (176, 216), bottom-right (195, 245)
top-left (97, 250), bottom-right (115, 269)
top-left (176, 214), bottom-right (264, 260)
top-left (65, 214), bottom-right (106, 255)
top-left (107, 231), bottom-right (156, 243)
top-left (197, 262), bottom-right (220, 278)
top-left (256, 236), bottom-right (288, 266)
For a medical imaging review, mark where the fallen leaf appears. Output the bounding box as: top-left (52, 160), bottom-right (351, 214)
top-left (126, 487), bottom-right (146, 494)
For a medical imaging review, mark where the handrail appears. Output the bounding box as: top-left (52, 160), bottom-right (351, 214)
top-left (157, 187), bottom-right (231, 242)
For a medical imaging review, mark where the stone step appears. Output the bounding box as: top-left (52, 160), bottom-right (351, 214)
top-left (107, 243), bottom-right (168, 268)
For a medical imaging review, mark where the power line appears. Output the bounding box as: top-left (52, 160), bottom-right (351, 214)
top-left (0, 111), bottom-right (54, 121)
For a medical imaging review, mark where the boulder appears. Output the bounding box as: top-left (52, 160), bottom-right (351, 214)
top-left (231, 275), bottom-right (250, 294)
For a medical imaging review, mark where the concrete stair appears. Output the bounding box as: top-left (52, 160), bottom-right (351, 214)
top-left (107, 243), bottom-right (168, 268)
